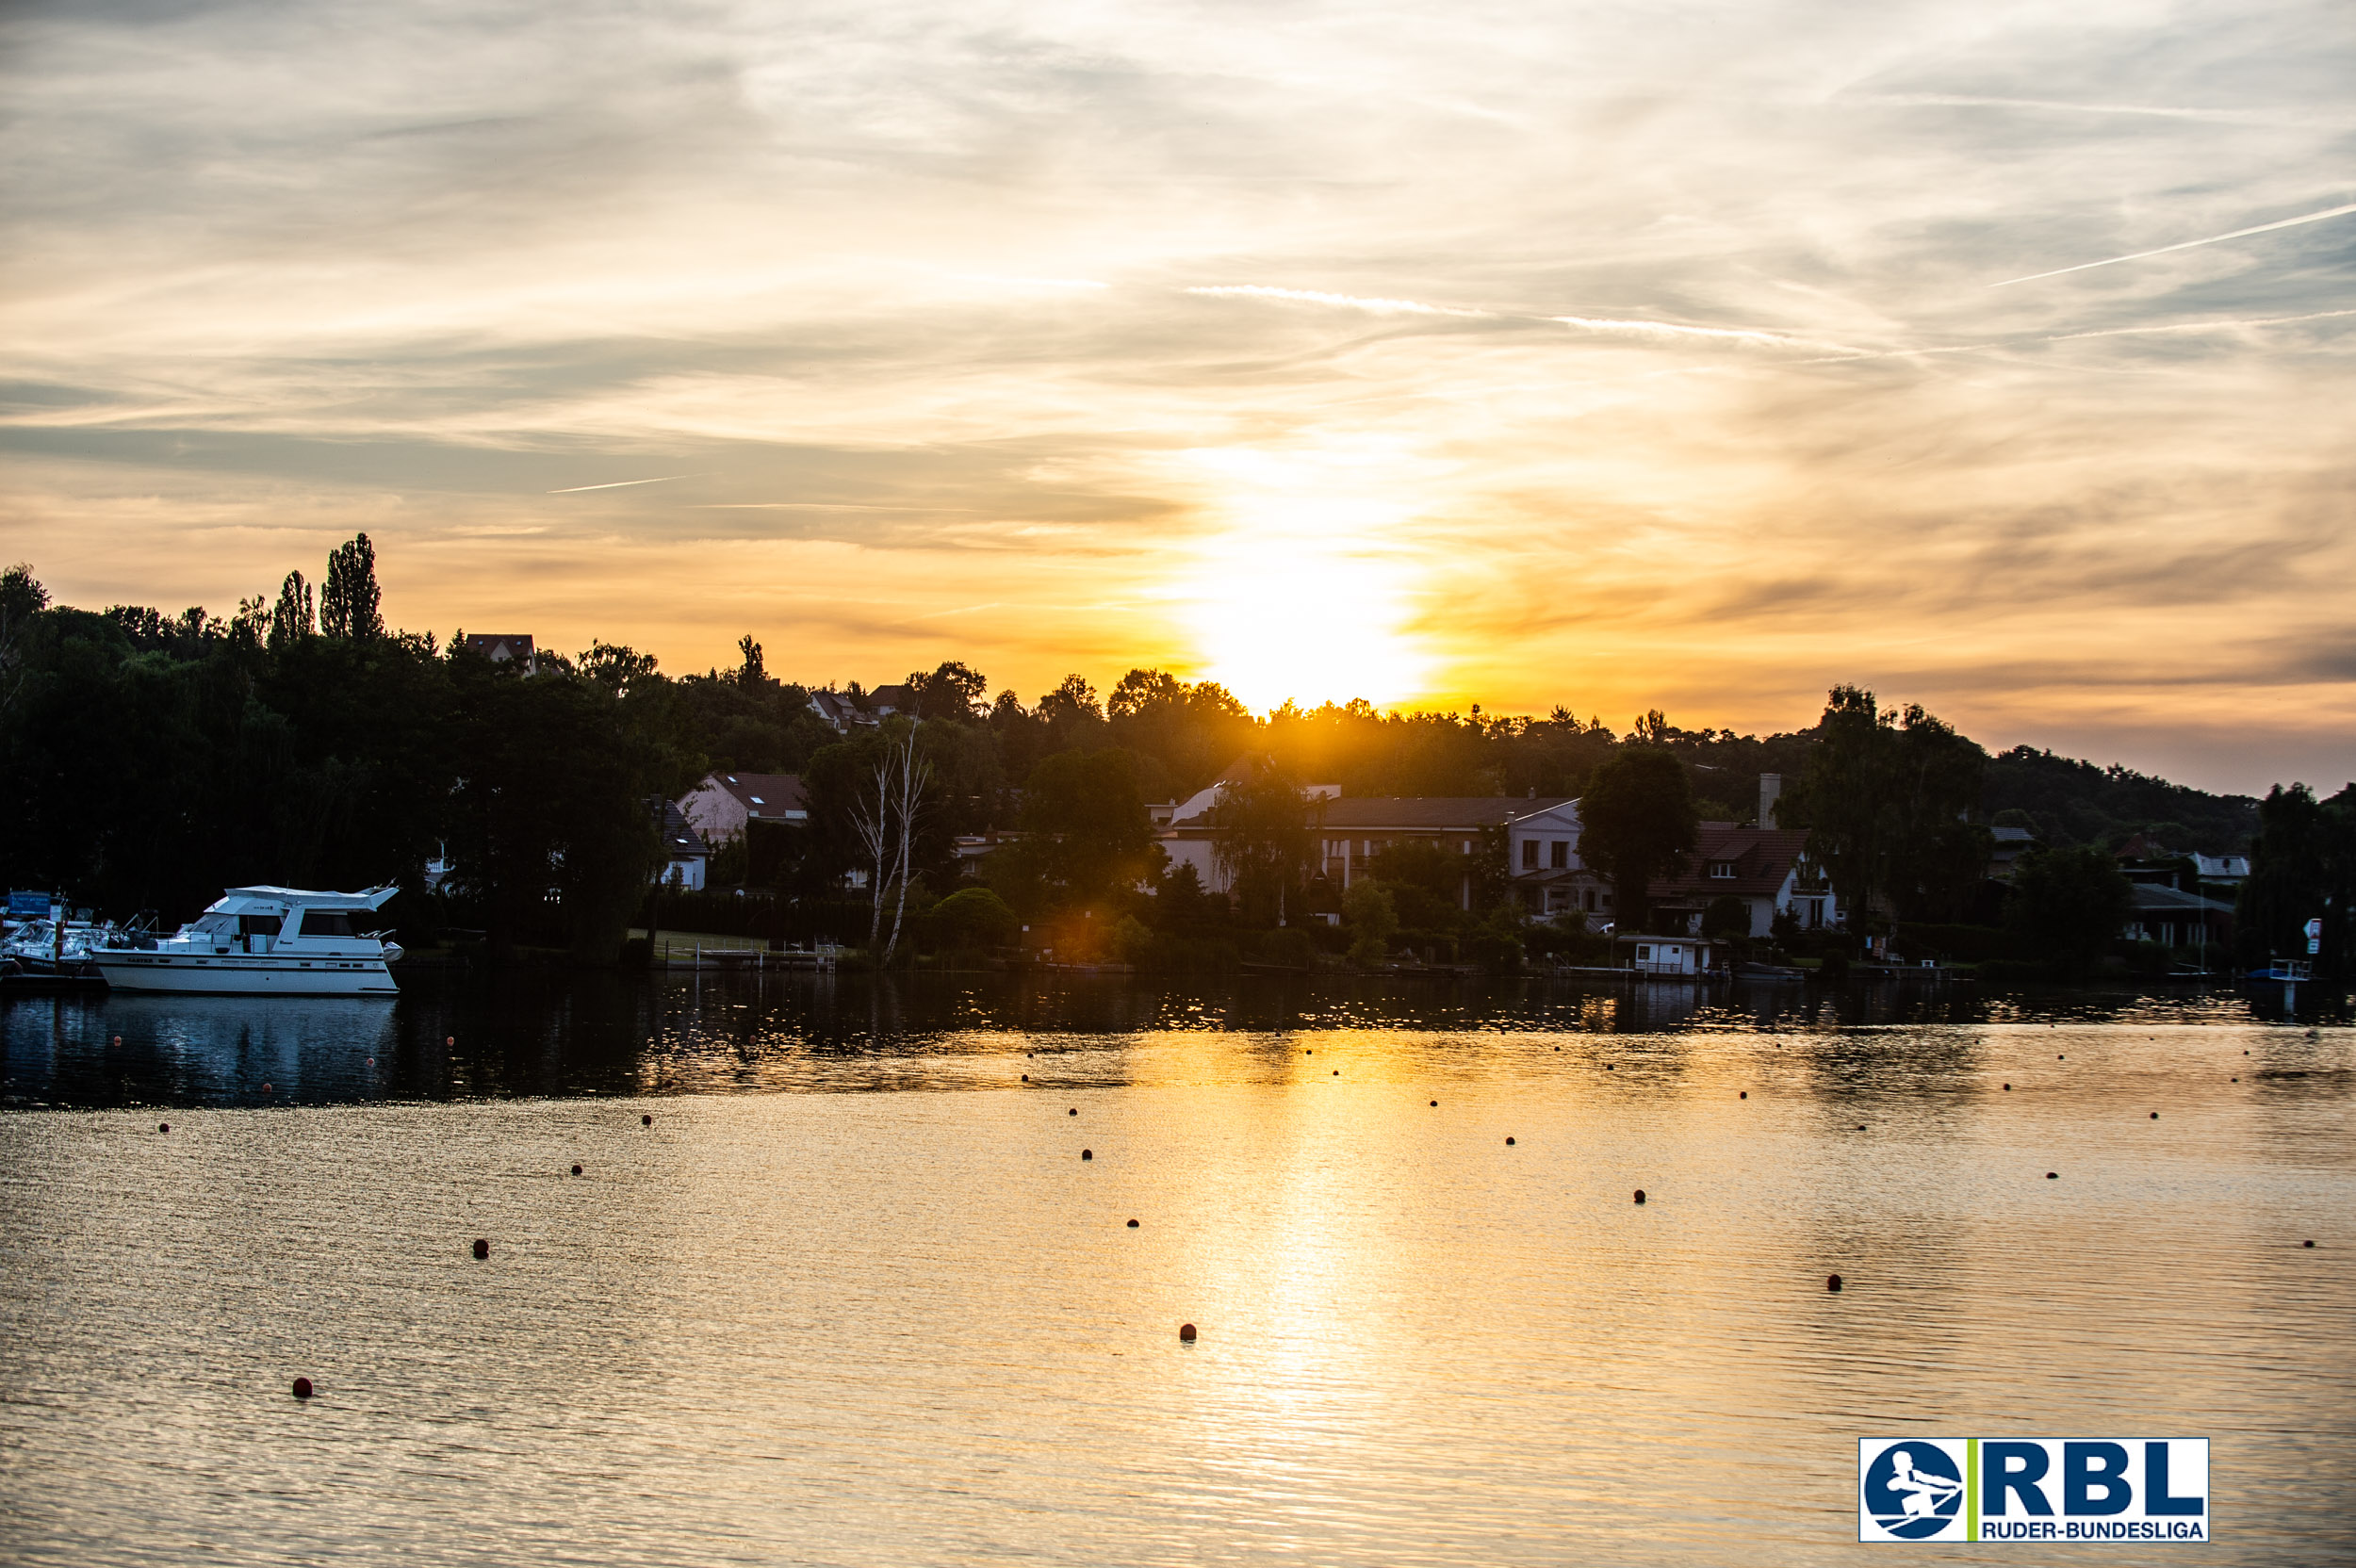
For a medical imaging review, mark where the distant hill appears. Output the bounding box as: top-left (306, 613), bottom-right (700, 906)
top-left (1983, 746), bottom-right (2257, 855)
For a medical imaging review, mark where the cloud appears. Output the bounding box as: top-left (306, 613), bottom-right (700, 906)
top-left (2, 0), bottom-right (2353, 791)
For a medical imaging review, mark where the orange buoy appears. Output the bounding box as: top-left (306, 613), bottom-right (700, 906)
top-left (1069, 1108), bottom-right (1077, 1116)
top-left (2046, 1172), bottom-right (2058, 1180)
top-left (2150, 1111), bottom-right (2158, 1119)
top-left (472, 1238), bottom-right (490, 1259)
top-left (1126, 1218), bottom-right (1139, 1228)
top-left (1826, 1274), bottom-right (1843, 1293)
top-left (1430, 1100), bottom-right (1438, 1106)
top-left (158, 1123), bottom-right (170, 1134)
top-left (292, 1377), bottom-right (314, 1398)
top-left (1739, 1091), bottom-right (1746, 1099)
top-left (1082, 1149), bottom-right (1092, 1160)
top-left (1505, 1136), bottom-right (1515, 1146)
top-left (1633, 1189), bottom-right (1646, 1204)
top-left (571, 1164), bottom-right (582, 1176)
top-left (1021, 1074), bottom-right (1028, 1082)
top-left (1179, 1322), bottom-right (1197, 1341)
top-left (2003, 1084), bottom-right (2010, 1090)
top-left (642, 1114), bottom-right (652, 1126)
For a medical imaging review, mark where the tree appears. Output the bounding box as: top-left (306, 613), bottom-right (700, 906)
top-left (1211, 757), bottom-right (1315, 923)
top-left (908, 661), bottom-right (988, 720)
top-left (1777, 687), bottom-right (1988, 924)
top-left (2237, 783), bottom-right (2355, 978)
top-left (268, 571), bottom-right (314, 650)
top-left (735, 634), bottom-right (767, 691)
top-left (927, 885), bottom-right (1019, 951)
top-left (0, 561), bottom-right (46, 716)
top-left (844, 723), bottom-right (931, 960)
top-left (319, 534), bottom-right (383, 640)
top-left (1577, 744), bottom-right (1697, 930)
top-left (1016, 747), bottom-right (1154, 902)
top-left (2004, 846), bottom-right (2133, 975)
top-left (1343, 879), bottom-right (1398, 966)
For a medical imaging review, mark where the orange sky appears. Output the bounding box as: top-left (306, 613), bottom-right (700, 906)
top-left (4, 0), bottom-right (2353, 793)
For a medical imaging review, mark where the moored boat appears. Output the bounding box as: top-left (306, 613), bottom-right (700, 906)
top-left (90, 886), bottom-right (402, 996)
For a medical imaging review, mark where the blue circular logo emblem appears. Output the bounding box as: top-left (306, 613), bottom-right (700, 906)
top-left (1863, 1444), bottom-right (1964, 1539)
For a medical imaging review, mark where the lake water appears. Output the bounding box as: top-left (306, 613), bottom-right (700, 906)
top-left (3, 974), bottom-right (2350, 1565)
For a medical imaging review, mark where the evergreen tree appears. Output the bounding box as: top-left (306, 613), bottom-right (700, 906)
top-left (319, 534), bottom-right (383, 640)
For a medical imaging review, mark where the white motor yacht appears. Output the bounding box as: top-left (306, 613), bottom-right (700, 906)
top-left (90, 885), bottom-right (403, 995)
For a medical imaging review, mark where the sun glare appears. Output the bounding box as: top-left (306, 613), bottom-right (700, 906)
top-left (1168, 443), bottom-right (1442, 713)
top-left (1179, 533), bottom-right (1430, 713)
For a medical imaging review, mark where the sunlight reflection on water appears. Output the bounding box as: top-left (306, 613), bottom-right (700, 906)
top-left (1, 979), bottom-right (2349, 1564)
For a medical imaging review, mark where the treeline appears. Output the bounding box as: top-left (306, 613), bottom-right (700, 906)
top-left (1, 540), bottom-right (2332, 974)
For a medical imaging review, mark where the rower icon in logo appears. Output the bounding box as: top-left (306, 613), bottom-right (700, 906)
top-left (1862, 1443), bottom-right (1965, 1539)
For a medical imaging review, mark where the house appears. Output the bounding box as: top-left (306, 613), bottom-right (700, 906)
top-left (460, 633), bottom-right (537, 674)
top-left (1987, 825), bottom-right (2039, 878)
top-left (1612, 932), bottom-right (1730, 976)
top-left (808, 690), bottom-right (863, 731)
top-left (2123, 883), bottom-right (2233, 950)
top-left (655, 803), bottom-right (711, 890)
top-left (1646, 824), bottom-right (1836, 938)
top-left (1154, 759), bottom-right (1341, 896)
top-left (866, 682), bottom-right (916, 717)
top-left (677, 772), bottom-right (809, 843)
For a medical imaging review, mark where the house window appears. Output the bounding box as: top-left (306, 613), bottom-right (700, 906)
top-left (1549, 840), bottom-right (1568, 869)
top-left (1710, 860), bottom-right (1735, 878)
top-left (1584, 890), bottom-right (1597, 912)
top-left (1521, 839), bottom-right (1539, 870)
top-left (1636, 945), bottom-right (1651, 961)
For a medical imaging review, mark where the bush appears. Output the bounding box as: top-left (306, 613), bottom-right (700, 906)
top-left (1348, 936), bottom-right (1388, 967)
top-left (925, 886), bottom-right (1019, 951)
top-left (1260, 927), bottom-right (1316, 971)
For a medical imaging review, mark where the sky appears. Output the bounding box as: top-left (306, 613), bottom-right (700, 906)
top-left (3, 0), bottom-right (2352, 794)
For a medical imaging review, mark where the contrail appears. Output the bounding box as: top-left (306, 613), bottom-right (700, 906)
top-left (547, 474), bottom-right (697, 494)
top-left (1992, 201), bottom-right (2356, 286)
top-left (1552, 315), bottom-right (1866, 354)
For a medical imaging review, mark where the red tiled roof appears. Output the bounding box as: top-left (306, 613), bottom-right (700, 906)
top-left (1649, 824), bottom-right (1810, 902)
top-left (712, 773), bottom-right (807, 815)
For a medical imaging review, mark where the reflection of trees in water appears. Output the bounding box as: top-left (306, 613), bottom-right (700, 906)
top-left (13, 970), bottom-right (2332, 1108)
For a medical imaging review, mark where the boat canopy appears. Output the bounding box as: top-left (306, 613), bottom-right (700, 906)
top-left (206, 885), bottom-right (400, 913)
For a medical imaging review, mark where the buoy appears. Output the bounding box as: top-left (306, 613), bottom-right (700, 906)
top-left (1022, 1074), bottom-right (1028, 1082)
top-left (2232, 1077), bottom-right (2238, 1083)
top-left (158, 1123), bottom-right (170, 1134)
top-left (2150, 1112), bottom-right (2158, 1119)
top-left (447, 1037), bottom-right (454, 1046)
top-left (261, 1083), bottom-right (271, 1093)
top-left (1633, 1189), bottom-right (1646, 1204)
top-left (1430, 1100), bottom-right (1438, 1107)
top-left (1305, 1050), bottom-right (1312, 1054)
top-left (1826, 1274), bottom-right (1843, 1292)
top-left (1505, 1136), bottom-right (1515, 1145)
top-left (1069, 1108), bottom-right (1077, 1117)
top-left (292, 1377), bottom-right (314, 1399)
top-left (1126, 1218), bottom-right (1139, 1228)
top-left (2003, 1084), bottom-right (2011, 1090)
top-left (2045, 1172), bottom-right (2058, 1180)
top-left (2303, 1239), bottom-right (2315, 1248)
top-left (112, 1036), bottom-right (122, 1048)
top-left (642, 1114), bottom-right (652, 1126)
top-left (571, 1164), bottom-right (582, 1176)
top-left (1856, 1124), bottom-right (1866, 1131)
top-left (1606, 1064), bottom-right (1615, 1070)
top-left (1333, 1070), bottom-right (1339, 1075)
top-left (1739, 1091), bottom-right (1746, 1099)
top-left (2058, 1054), bottom-right (2065, 1059)
top-left (1082, 1149), bottom-right (1092, 1160)
top-left (472, 1238), bottom-right (490, 1259)
top-left (1179, 1322), bottom-right (1197, 1342)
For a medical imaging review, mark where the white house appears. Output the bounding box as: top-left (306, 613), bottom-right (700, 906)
top-left (655, 802), bottom-right (711, 890)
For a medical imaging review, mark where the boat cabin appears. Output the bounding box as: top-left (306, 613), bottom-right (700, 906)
top-left (172, 886), bottom-right (398, 956)
top-left (1613, 933), bottom-right (1729, 976)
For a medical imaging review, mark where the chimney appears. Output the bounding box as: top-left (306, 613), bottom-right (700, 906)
top-left (1759, 773), bottom-right (1782, 827)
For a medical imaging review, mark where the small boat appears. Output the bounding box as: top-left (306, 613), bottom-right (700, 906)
top-left (90, 885), bottom-right (402, 996)
top-left (1736, 960), bottom-right (1808, 981)
top-left (0, 914), bottom-right (110, 985)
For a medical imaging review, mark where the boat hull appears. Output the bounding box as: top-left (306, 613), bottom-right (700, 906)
top-left (90, 954), bottom-right (398, 996)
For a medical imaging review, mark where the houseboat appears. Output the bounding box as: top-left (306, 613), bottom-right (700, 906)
top-left (90, 885), bottom-right (402, 995)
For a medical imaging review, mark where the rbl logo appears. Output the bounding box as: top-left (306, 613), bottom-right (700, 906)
top-left (1858, 1438), bottom-right (2209, 1544)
